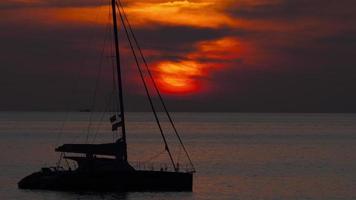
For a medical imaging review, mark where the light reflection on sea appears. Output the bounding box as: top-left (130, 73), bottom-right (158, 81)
top-left (0, 112), bottom-right (356, 200)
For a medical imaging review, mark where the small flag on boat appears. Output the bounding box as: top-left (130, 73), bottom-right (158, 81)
top-left (110, 115), bottom-right (117, 123)
top-left (112, 121), bottom-right (123, 131)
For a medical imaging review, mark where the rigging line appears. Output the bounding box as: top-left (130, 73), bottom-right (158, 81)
top-left (85, 19), bottom-right (111, 143)
top-left (55, 0), bottom-right (109, 149)
top-left (92, 94), bottom-right (113, 143)
top-left (110, 57), bottom-right (121, 141)
top-left (117, 3), bottom-right (177, 171)
top-left (110, 28), bottom-right (119, 116)
top-left (92, 5), bottom-right (118, 144)
top-left (108, 20), bottom-right (120, 142)
top-left (108, 2), bottom-right (119, 114)
top-left (117, 1), bottom-right (195, 172)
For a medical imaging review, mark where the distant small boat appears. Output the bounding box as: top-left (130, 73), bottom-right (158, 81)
top-left (18, 0), bottom-right (195, 192)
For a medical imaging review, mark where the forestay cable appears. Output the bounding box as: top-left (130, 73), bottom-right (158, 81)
top-left (116, 2), bottom-right (177, 171)
top-left (117, 0), bottom-right (195, 172)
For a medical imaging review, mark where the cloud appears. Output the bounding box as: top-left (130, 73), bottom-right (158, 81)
top-left (1, 0), bottom-right (356, 111)
top-left (0, 0), bottom-right (106, 9)
top-left (123, 0), bottom-right (237, 28)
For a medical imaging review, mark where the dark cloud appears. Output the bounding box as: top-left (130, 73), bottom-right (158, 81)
top-left (1, 0), bottom-right (356, 112)
top-left (131, 25), bottom-right (229, 61)
top-left (0, 0), bottom-right (106, 9)
top-left (0, 20), bottom-right (112, 110)
top-left (0, 10), bottom-right (227, 111)
top-left (208, 33), bottom-right (356, 112)
top-left (229, 0), bottom-right (356, 20)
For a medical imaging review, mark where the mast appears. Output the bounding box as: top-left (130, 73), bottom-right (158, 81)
top-left (111, 0), bottom-right (127, 161)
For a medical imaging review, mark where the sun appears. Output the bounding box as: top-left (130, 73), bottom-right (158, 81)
top-left (155, 61), bottom-right (203, 94)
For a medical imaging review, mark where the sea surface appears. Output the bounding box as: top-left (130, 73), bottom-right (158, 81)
top-left (1, 112), bottom-right (356, 200)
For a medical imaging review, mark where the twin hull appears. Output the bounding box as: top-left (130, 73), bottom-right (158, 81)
top-left (18, 170), bottom-right (193, 192)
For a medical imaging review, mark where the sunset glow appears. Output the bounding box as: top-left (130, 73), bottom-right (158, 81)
top-left (124, 1), bottom-right (237, 28)
top-left (155, 61), bottom-right (203, 94)
top-left (53, 6), bottom-right (110, 25)
top-left (8, 1), bottom-right (237, 28)
top-left (0, 0), bottom-right (253, 95)
top-left (189, 37), bottom-right (241, 61)
top-left (2, 0), bottom-right (352, 101)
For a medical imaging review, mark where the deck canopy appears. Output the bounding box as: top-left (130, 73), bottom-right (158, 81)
top-left (55, 139), bottom-right (125, 158)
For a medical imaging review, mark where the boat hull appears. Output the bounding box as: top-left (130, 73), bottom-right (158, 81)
top-left (18, 170), bottom-right (193, 192)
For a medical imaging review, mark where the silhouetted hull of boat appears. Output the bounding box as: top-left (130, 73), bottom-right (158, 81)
top-left (18, 170), bottom-right (193, 192)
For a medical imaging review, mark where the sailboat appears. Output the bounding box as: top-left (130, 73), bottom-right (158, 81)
top-left (18, 0), bottom-right (195, 192)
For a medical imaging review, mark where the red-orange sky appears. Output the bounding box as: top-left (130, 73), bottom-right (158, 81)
top-left (1, 0), bottom-right (356, 112)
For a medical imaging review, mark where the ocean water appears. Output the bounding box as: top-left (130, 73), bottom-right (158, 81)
top-left (1, 112), bottom-right (356, 200)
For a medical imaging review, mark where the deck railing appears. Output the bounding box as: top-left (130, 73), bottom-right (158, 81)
top-left (130, 161), bottom-right (194, 173)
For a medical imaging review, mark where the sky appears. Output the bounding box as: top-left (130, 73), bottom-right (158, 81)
top-left (1, 0), bottom-right (356, 112)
